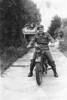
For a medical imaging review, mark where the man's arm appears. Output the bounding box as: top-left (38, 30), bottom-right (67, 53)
top-left (27, 35), bottom-right (37, 48)
top-left (47, 32), bottom-right (55, 43)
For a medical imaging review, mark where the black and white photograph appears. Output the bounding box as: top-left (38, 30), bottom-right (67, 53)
top-left (0, 0), bottom-right (67, 100)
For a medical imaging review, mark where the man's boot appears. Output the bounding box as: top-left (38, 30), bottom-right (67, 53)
top-left (51, 61), bottom-right (58, 78)
top-left (28, 59), bottom-right (35, 77)
top-left (28, 71), bottom-right (33, 77)
top-left (53, 67), bottom-right (58, 77)
top-left (43, 65), bottom-right (47, 74)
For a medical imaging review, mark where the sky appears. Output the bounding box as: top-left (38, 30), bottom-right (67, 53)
top-left (32, 0), bottom-right (67, 31)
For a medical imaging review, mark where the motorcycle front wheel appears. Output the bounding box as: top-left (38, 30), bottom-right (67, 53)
top-left (36, 62), bottom-right (43, 85)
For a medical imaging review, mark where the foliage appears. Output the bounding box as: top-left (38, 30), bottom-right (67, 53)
top-left (48, 15), bottom-right (61, 39)
top-left (1, 46), bottom-right (30, 73)
top-left (0, 0), bottom-right (41, 72)
top-left (0, 0), bottom-right (41, 49)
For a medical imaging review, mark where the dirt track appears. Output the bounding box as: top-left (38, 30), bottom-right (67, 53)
top-left (1, 46), bottom-right (67, 100)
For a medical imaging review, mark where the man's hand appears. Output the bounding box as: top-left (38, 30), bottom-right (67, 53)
top-left (27, 43), bottom-right (34, 49)
top-left (27, 44), bottom-right (31, 48)
top-left (49, 42), bottom-right (55, 47)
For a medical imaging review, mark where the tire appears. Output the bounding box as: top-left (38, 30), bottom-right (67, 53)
top-left (36, 63), bottom-right (43, 85)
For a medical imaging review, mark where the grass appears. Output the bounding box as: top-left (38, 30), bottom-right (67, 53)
top-left (59, 41), bottom-right (67, 57)
top-left (1, 46), bottom-right (30, 74)
top-left (63, 51), bottom-right (67, 57)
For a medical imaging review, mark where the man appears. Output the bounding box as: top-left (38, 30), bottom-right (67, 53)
top-left (28, 25), bottom-right (58, 77)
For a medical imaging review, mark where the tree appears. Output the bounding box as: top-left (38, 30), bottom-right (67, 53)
top-left (48, 15), bottom-right (61, 39)
top-left (0, 0), bottom-right (41, 49)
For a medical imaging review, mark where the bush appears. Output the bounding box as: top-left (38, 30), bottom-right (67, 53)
top-left (59, 41), bottom-right (67, 52)
top-left (48, 15), bottom-right (61, 39)
top-left (0, 0), bottom-right (41, 49)
top-left (1, 46), bottom-right (30, 74)
top-left (0, 0), bottom-right (41, 73)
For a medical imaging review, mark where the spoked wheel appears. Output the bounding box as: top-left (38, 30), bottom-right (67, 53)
top-left (36, 63), bottom-right (43, 85)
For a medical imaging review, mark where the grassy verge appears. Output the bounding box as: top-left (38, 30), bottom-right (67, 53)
top-left (63, 51), bottom-right (67, 57)
top-left (1, 46), bottom-right (30, 74)
top-left (59, 41), bottom-right (67, 57)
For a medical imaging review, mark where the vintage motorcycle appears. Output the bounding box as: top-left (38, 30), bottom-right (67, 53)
top-left (27, 44), bottom-right (51, 85)
top-left (35, 48), bottom-right (50, 85)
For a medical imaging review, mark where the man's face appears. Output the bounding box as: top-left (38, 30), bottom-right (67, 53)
top-left (39, 27), bottom-right (44, 33)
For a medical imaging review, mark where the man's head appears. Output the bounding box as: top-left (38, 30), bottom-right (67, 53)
top-left (37, 25), bottom-right (44, 33)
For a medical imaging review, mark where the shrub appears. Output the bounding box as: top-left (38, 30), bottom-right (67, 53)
top-left (48, 15), bottom-right (61, 39)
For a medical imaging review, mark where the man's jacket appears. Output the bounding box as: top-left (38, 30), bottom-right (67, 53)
top-left (30, 32), bottom-right (54, 50)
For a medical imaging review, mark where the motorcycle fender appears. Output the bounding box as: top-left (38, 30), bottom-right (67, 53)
top-left (35, 62), bottom-right (42, 72)
top-left (35, 57), bottom-right (41, 62)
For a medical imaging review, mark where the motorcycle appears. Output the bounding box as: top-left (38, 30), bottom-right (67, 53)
top-left (35, 48), bottom-right (49, 85)
top-left (27, 44), bottom-right (51, 85)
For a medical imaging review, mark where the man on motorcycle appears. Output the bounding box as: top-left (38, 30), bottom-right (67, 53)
top-left (28, 25), bottom-right (58, 77)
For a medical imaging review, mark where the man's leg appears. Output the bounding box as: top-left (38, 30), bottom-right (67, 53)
top-left (28, 51), bottom-right (37, 77)
top-left (41, 53), bottom-right (48, 73)
top-left (45, 50), bottom-right (58, 77)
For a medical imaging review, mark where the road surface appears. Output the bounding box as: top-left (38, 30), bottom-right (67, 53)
top-left (1, 46), bottom-right (67, 100)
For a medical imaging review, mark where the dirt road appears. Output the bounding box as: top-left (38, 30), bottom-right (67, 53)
top-left (1, 47), bottom-right (67, 100)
